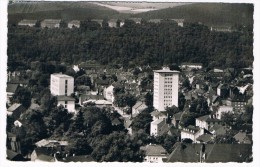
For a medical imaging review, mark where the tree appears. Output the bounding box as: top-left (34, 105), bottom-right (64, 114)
top-left (180, 112), bottom-right (198, 127)
top-left (144, 92), bottom-right (153, 107)
top-left (131, 110), bottom-right (153, 134)
top-left (165, 105), bottom-right (179, 118)
top-left (11, 87), bottom-right (32, 108)
top-left (68, 138), bottom-right (93, 155)
top-left (125, 94), bottom-right (137, 116)
top-left (241, 105), bottom-right (253, 124)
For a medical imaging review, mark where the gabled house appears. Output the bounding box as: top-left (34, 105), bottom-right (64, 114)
top-left (41, 19), bottom-right (61, 28)
top-left (180, 63), bottom-right (203, 70)
top-left (6, 83), bottom-right (19, 104)
top-left (165, 143), bottom-right (252, 162)
top-left (171, 112), bottom-right (185, 128)
top-left (132, 101), bottom-right (148, 117)
top-left (181, 125), bottom-right (204, 142)
top-left (140, 144), bottom-right (168, 163)
top-left (79, 94), bottom-right (104, 106)
top-left (209, 124), bottom-right (229, 136)
top-left (57, 95), bottom-right (75, 113)
top-left (233, 131), bottom-right (252, 144)
top-left (150, 118), bottom-right (166, 136)
top-left (216, 105), bottom-right (233, 119)
top-left (196, 114), bottom-right (222, 130)
top-left (18, 19), bottom-right (37, 27)
top-left (7, 103), bottom-right (26, 120)
top-left (229, 94), bottom-right (248, 112)
top-left (150, 110), bottom-right (167, 121)
top-left (31, 147), bottom-right (57, 162)
top-left (6, 149), bottom-right (25, 161)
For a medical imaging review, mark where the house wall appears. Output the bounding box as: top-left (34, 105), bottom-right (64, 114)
top-left (150, 119), bottom-right (165, 136)
top-left (50, 74), bottom-right (74, 96)
top-left (144, 155), bottom-right (167, 163)
top-left (58, 100), bottom-right (75, 113)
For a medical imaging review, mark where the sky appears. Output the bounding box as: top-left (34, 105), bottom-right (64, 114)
top-left (0, 0), bottom-right (259, 167)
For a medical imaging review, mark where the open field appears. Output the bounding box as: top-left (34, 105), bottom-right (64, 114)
top-left (91, 2), bottom-right (190, 14)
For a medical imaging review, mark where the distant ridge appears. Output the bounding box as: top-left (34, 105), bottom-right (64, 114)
top-left (134, 3), bottom-right (253, 27)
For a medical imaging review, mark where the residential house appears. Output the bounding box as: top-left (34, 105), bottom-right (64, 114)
top-left (165, 143), bottom-right (252, 162)
top-left (151, 110), bottom-right (167, 121)
top-left (180, 63), bottom-right (203, 69)
top-left (181, 125), bottom-right (204, 142)
top-left (196, 134), bottom-right (214, 143)
top-left (6, 149), bottom-right (25, 161)
top-left (217, 84), bottom-right (229, 98)
top-left (79, 94), bottom-right (104, 106)
top-left (140, 144), bottom-right (168, 163)
top-left (216, 105), bottom-right (233, 119)
top-left (35, 139), bottom-right (68, 148)
top-left (150, 118), bottom-right (166, 136)
top-left (209, 124), bottom-right (229, 137)
top-left (210, 26), bottom-right (232, 32)
top-left (196, 114), bottom-right (222, 130)
top-left (57, 95), bottom-right (75, 113)
top-left (132, 101), bottom-right (148, 117)
top-left (7, 103), bottom-right (26, 120)
top-left (229, 94), bottom-right (248, 112)
top-left (6, 132), bottom-right (21, 154)
top-left (31, 147), bottom-right (57, 162)
top-left (18, 19), bottom-right (37, 27)
top-left (103, 85), bottom-right (115, 102)
top-left (6, 83), bottom-right (19, 104)
top-left (41, 19), bottom-right (61, 28)
top-left (68, 20), bottom-right (80, 28)
top-left (233, 131), bottom-right (252, 144)
top-left (171, 112), bottom-right (185, 128)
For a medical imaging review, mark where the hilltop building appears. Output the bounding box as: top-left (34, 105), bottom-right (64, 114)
top-left (41, 19), bottom-right (61, 28)
top-left (153, 67), bottom-right (179, 111)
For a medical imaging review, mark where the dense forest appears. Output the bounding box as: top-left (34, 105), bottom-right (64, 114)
top-left (8, 21), bottom-right (253, 71)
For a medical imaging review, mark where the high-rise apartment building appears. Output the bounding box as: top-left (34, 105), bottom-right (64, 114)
top-left (153, 67), bottom-right (179, 111)
top-left (50, 73), bottom-right (74, 96)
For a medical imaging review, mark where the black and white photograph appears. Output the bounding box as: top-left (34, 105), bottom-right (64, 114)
top-left (1, 0), bottom-right (259, 165)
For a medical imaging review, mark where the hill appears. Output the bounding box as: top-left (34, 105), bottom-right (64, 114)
top-left (134, 3), bottom-right (253, 27)
top-left (8, 1), bottom-right (130, 24)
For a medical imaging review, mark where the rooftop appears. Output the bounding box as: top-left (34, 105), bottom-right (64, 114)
top-left (51, 73), bottom-right (73, 79)
top-left (166, 143), bottom-right (252, 162)
top-left (154, 67), bottom-right (180, 73)
top-left (140, 144), bottom-right (167, 156)
top-left (7, 103), bottom-right (23, 112)
top-left (18, 19), bottom-right (37, 24)
top-left (6, 83), bottom-right (19, 93)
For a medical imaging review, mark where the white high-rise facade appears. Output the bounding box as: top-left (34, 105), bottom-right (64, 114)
top-left (153, 67), bottom-right (179, 111)
top-left (50, 73), bottom-right (74, 96)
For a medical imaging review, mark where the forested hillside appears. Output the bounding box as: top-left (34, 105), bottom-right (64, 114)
top-left (8, 21), bottom-right (253, 71)
top-left (135, 3), bottom-right (253, 27)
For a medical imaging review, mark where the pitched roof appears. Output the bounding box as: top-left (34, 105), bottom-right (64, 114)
top-left (173, 112), bottom-right (184, 120)
top-left (7, 103), bottom-right (24, 112)
top-left (196, 134), bottom-right (213, 143)
top-left (57, 95), bottom-right (75, 101)
top-left (6, 83), bottom-right (19, 93)
top-left (6, 149), bottom-right (24, 160)
top-left (196, 115), bottom-right (220, 123)
top-left (140, 144), bottom-right (167, 156)
top-left (35, 139), bottom-right (68, 147)
top-left (166, 143), bottom-right (252, 162)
